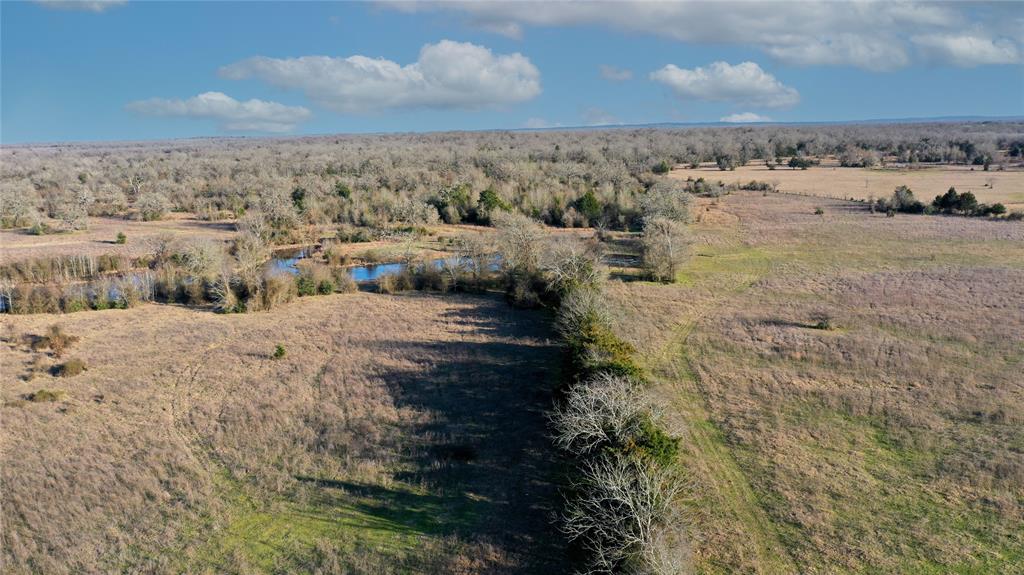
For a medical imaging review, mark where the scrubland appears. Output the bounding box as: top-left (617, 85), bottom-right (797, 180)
top-left (2, 122), bottom-right (1023, 574)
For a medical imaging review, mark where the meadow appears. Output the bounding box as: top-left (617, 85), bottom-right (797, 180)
top-left (2, 293), bottom-right (569, 573)
top-left (2, 122), bottom-right (1022, 574)
top-left (607, 191), bottom-right (1024, 573)
top-left (669, 160), bottom-right (1024, 210)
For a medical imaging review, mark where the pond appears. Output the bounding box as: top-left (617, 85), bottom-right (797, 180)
top-left (268, 246), bottom-right (434, 282)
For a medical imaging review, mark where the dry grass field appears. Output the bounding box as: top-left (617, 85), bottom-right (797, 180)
top-left (1, 293), bottom-right (568, 573)
top-left (607, 192), bottom-right (1024, 573)
top-left (0, 213), bottom-right (238, 263)
top-left (669, 161), bottom-right (1024, 211)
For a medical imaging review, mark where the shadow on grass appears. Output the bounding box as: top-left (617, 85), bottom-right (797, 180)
top-left (294, 477), bottom-right (483, 537)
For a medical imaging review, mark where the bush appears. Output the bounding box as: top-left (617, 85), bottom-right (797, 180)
top-left (652, 160), bottom-right (671, 175)
top-left (632, 415), bottom-right (680, 467)
top-left (35, 325), bottom-right (79, 357)
top-left (26, 389), bottom-right (65, 402)
top-left (330, 268), bottom-right (358, 293)
top-left (814, 207), bottom-right (824, 215)
top-left (272, 344), bottom-right (286, 359)
top-left (260, 272), bottom-right (297, 310)
top-left (56, 358), bottom-right (87, 377)
top-left (788, 156), bottom-right (817, 170)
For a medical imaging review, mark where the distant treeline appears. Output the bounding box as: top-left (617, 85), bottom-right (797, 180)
top-left (2, 122), bottom-right (1022, 234)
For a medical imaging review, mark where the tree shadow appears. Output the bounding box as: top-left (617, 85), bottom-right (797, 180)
top-left (335, 295), bottom-right (570, 571)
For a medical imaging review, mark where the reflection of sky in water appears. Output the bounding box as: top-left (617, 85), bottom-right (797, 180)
top-left (0, 253), bottom-right (503, 311)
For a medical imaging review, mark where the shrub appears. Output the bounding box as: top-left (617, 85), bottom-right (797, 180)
top-left (26, 389), bottom-right (65, 402)
top-left (37, 325), bottom-right (79, 357)
top-left (631, 415), bottom-right (680, 467)
top-left (814, 207), bottom-right (824, 215)
top-left (115, 232), bottom-right (127, 244)
top-left (56, 358), bottom-right (87, 377)
top-left (272, 344), bottom-right (286, 360)
top-left (330, 268), bottom-right (358, 293)
top-left (788, 156), bottom-right (817, 170)
top-left (261, 272), bottom-right (297, 310)
top-left (652, 160), bottom-right (671, 175)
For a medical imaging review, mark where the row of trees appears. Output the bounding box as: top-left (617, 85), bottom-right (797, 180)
top-left (875, 185), bottom-right (1008, 218)
top-left (2, 122), bottom-right (1020, 234)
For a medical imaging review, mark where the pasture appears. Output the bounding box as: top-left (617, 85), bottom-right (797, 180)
top-left (1, 293), bottom-right (569, 573)
top-left (670, 161), bottom-right (1024, 210)
top-left (608, 191), bottom-right (1024, 573)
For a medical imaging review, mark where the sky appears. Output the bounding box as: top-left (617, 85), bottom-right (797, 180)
top-left (2, 0), bottom-right (1023, 143)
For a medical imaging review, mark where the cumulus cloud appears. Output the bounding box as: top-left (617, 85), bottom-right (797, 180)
top-left (220, 40), bottom-right (541, 114)
top-left (913, 34), bottom-right (1021, 67)
top-left (599, 65), bottom-right (633, 82)
top-left (720, 112), bottom-right (772, 123)
top-left (651, 61), bottom-right (799, 108)
top-left (33, 0), bottom-right (125, 12)
top-left (126, 92), bottom-right (311, 133)
top-left (388, 1), bottom-right (1021, 70)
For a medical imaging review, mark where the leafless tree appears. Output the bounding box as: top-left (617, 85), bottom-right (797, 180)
top-left (493, 211), bottom-right (545, 275)
top-left (562, 453), bottom-right (685, 574)
top-left (550, 373), bottom-right (645, 455)
top-left (542, 236), bottom-right (605, 295)
top-left (641, 218), bottom-right (689, 283)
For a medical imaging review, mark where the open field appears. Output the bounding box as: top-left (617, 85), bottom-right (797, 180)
top-left (0, 213), bottom-right (238, 263)
top-left (607, 191), bottom-right (1024, 573)
top-left (669, 162), bottom-right (1024, 211)
top-left (1, 293), bottom-right (568, 574)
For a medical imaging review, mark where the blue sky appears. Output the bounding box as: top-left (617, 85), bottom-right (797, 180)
top-left (2, 0), bottom-right (1022, 143)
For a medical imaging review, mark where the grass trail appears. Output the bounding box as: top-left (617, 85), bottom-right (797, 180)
top-left (645, 216), bottom-right (799, 574)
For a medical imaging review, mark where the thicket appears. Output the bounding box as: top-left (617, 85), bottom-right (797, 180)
top-left (3, 122), bottom-right (1019, 235)
top-left (542, 236), bottom-right (682, 573)
top-left (875, 185), bottom-right (1010, 218)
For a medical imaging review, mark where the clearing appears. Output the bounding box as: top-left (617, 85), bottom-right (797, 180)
top-left (669, 161), bottom-right (1024, 211)
top-left (1, 293), bottom-right (569, 574)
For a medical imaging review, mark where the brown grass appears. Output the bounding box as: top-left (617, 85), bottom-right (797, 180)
top-left (0, 293), bottom-right (568, 573)
top-left (0, 213), bottom-right (237, 263)
top-left (606, 190), bottom-right (1024, 573)
top-left (670, 160), bottom-right (1024, 210)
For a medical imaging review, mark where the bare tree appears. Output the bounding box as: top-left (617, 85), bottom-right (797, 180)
top-left (550, 373), bottom-right (644, 455)
top-left (562, 453), bottom-right (685, 574)
top-left (641, 217), bottom-right (689, 283)
top-left (451, 234), bottom-right (493, 288)
top-left (493, 211), bottom-right (545, 275)
top-left (542, 236), bottom-right (605, 295)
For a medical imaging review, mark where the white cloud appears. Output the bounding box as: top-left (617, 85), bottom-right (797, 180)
top-left (220, 40), bottom-right (541, 114)
top-left (33, 0), bottom-right (125, 12)
top-left (651, 61), bottom-right (799, 108)
top-left (126, 91), bottom-right (311, 133)
top-left (388, 1), bottom-right (1021, 70)
top-left (913, 34), bottom-right (1020, 67)
top-left (599, 65), bottom-right (633, 82)
top-left (524, 117), bottom-right (564, 129)
top-left (720, 112), bottom-right (772, 123)
top-left (582, 107), bottom-right (620, 126)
